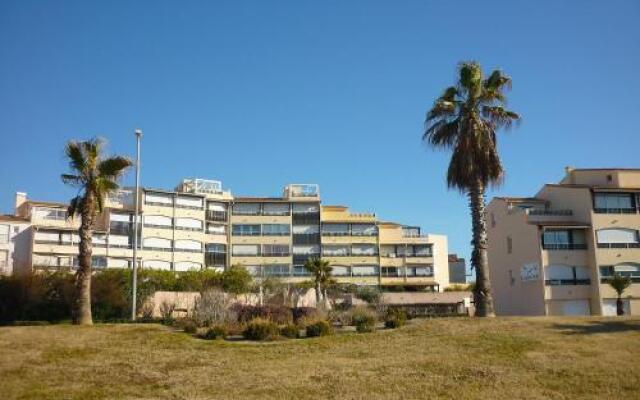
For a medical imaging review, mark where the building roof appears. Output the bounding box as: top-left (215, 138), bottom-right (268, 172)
top-left (0, 215), bottom-right (29, 223)
top-left (233, 197), bottom-right (289, 202)
top-left (527, 221), bottom-right (591, 228)
top-left (569, 167), bottom-right (640, 172)
top-left (25, 200), bottom-right (68, 208)
top-left (493, 196), bottom-right (546, 203)
top-left (381, 291), bottom-right (471, 305)
top-left (448, 254), bottom-right (465, 262)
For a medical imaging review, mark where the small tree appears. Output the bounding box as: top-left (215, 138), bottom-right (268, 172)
top-left (222, 265), bottom-right (253, 297)
top-left (608, 274), bottom-right (631, 316)
top-left (193, 288), bottom-right (233, 326)
top-left (304, 258), bottom-right (332, 308)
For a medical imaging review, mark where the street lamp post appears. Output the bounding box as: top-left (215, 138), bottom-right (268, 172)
top-left (131, 128), bottom-right (142, 321)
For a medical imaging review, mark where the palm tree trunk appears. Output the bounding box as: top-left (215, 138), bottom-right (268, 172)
top-left (616, 295), bottom-right (624, 316)
top-left (72, 196), bottom-right (94, 325)
top-left (315, 280), bottom-right (322, 308)
top-left (469, 180), bottom-right (496, 317)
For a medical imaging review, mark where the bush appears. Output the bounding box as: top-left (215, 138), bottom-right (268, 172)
top-left (203, 324), bottom-right (228, 340)
top-left (180, 318), bottom-right (198, 334)
top-left (233, 304), bottom-right (293, 325)
top-left (292, 307), bottom-right (319, 323)
top-left (352, 306), bottom-right (377, 333)
top-left (279, 324), bottom-right (299, 339)
top-left (384, 308), bottom-right (407, 329)
top-left (305, 320), bottom-right (333, 337)
top-left (193, 288), bottom-right (233, 327)
top-left (353, 286), bottom-right (382, 305)
top-left (243, 318), bottom-right (279, 341)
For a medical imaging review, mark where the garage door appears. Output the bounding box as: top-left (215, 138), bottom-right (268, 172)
top-left (561, 300), bottom-right (590, 316)
top-left (602, 299), bottom-right (630, 316)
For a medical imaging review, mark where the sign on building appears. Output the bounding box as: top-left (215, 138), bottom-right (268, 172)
top-left (521, 262), bottom-right (540, 281)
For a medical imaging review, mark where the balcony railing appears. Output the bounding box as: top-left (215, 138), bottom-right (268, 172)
top-left (527, 209), bottom-right (573, 216)
top-left (597, 243), bottom-right (640, 249)
top-left (144, 223), bottom-right (173, 230)
top-left (321, 232), bottom-right (350, 236)
top-left (206, 210), bottom-right (228, 222)
top-left (205, 252), bottom-right (226, 268)
top-left (174, 226), bottom-right (204, 232)
top-left (545, 279), bottom-right (591, 286)
top-left (542, 243), bottom-right (587, 250)
top-left (594, 208), bottom-right (636, 214)
top-left (232, 231), bottom-right (261, 236)
top-left (293, 254), bottom-right (320, 264)
top-left (261, 252), bottom-right (291, 257)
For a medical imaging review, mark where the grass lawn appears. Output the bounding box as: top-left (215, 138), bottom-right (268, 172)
top-left (0, 317), bottom-right (639, 399)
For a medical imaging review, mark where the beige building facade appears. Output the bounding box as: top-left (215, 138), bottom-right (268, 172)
top-left (487, 168), bottom-right (640, 316)
top-left (12, 179), bottom-right (450, 291)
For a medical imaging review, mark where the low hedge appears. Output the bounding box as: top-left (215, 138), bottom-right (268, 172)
top-left (305, 320), bottom-right (333, 337)
top-left (243, 318), bottom-right (279, 341)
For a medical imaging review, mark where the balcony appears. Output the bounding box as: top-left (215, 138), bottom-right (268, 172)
top-left (527, 209), bottom-right (573, 216)
top-left (206, 210), bottom-right (228, 222)
top-left (293, 233), bottom-right (320, 244)
top-left (542, 243), bottom-right (587, 250)
top-left (545, 279), bottom-right (591, 286)
top-left (594, 207), bottom-right (636, 214)
top-left (262, 252), bottom-right (291, 257)
top-left (597, 243), bottom-right (640, 249)
top-left (205, 252), bottom-right (226, 268)
top-left (292, 212), bottom-right (320, 224)
top-left (293, 254), bottom-right (319, 265)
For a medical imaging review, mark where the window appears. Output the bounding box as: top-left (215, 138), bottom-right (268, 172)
top-left (293, 245), bottom-right (320, 255)
top-left (542, 229), bottom-right (586, 250)
top-left (263, 264), bottom-right (290, 276)
top-left (35, 230), bottom-right (61, 243)
top-left (0, 225), bottom-right (8, 243)
top-left (381, 267), bottom-right (401, 277)
top-left (145, 192), bottom-right (173, 206)
top-left (206, 202), bottom-right (228, 221)
top-left (414, 245), bottom-right (432, 257)
top-left (262, 203), bottom-right (290, 216)
top-left (233, 203), bottom-right (260, 216)
top-left (35, 207), bottom-right (66, 220)
top-left (380, 245), bottom-right (397, 257)
top-left (207, 202), bottom-right (227, 211)
top-left (143, 237), bottom-right (172, 251)
top-left (175, 218), bottom-right (203, 231)
top-left (292, 225), bottom-right (319, 234)
top-left (92, 256), bottom-right (107, 269)
top-left (322, 245), bottom-right (350, 256)
top-left (205, 243), bottom-right (226, 253)
top-left (292, 203), bottom-right (319, 213)
top-left (594, 193), bottom-right (635, 213)
top-left (143, 260), bottom-right (171, 270)
top-left (232, 244), bottom-right (260, 256)
top-left (507, 236), bottom-right (513, 254)
top-left (351, 244), bottom-right (377, 256)
top-left (406, 265), bottom-right (433, 277)
top-left (262, 244), bottom-right (289, 256)
top-left (600, 263), bottom-right (640, 280)
top-left (332, 265), bottom-right (351, 276)
top-left (109, 235), bottom-right (130, 248)
top-left (352, 265), bottom-right (379, 276)
top-left (207, 224), bottom-right (226, 235)
top-left (293, 265), bottom-right (311, 276)
top-left (175, 195), bottom-right (203, 209)
top-left (322, 223), bottom-right (349, 236)
top-left (174, 239), bottom-right (202, 252)
top-left (93, 234), bottom-right (107, 247)
top-left (545, 265), bottom-right (590, 285)
top-left (596, 228), bottom-right (640, 248)
top-left (351, 224), bottom-right (377, 236)
top-left (232, 224), bottom-right (261, 236)
top-left (144, 215), bottom-right (172, 228)
top-left (262, 224), bottom-right (290, 236)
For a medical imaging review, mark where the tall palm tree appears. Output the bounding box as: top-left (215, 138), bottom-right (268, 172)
top-left (304, 257), bottom-right (333, 308)
top-left (423, 61), bottom-right (520, 317)
top-left (62, 138), bottom-right (132, 325)
top-left (608, 274), bottom-right (631, 316)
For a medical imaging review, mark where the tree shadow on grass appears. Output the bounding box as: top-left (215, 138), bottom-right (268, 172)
top-left (552, 319), bottom-right (640, 335)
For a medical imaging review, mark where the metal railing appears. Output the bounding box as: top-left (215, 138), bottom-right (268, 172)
top-left (527, 209), bottom-right (573, 216)
top-left (545, 279), bottom-right (591, 286)
top-left (206, 210), bottom-right (228, 221)
top-left (597, 243), bottom-right (640, 249)
top-left (542, 243), bottom-right (588, 250)
top-left (594, 208), bottom-right (636, 214)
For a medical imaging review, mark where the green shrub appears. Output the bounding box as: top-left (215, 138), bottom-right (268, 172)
top-left (280, 324), bottom-right (299, 339)
top-left (384, 309), bottom-right (407, 329)
top-left (203, 324), bottom-right (228, 340)
top-left (352, 306), bottom-right (377, 333)
top-left (243, 318), bottom-right (279, 341)
top-left (305, 320), bottom-right (333, 337)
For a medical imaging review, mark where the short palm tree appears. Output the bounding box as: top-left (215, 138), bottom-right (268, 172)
top-left (62, 138), bottom-right (132, 325)
top-left (304, 257), bottom-right (333, 307)
top-left (423, 61), bottom-right (520, 317)
top-left (608, 274), bottom-right (631, 316)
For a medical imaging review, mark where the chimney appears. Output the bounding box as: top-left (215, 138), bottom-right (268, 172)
top-left (14, 192), bottom-right (27, 215)
top-left (564, 166), bottom-right (575, 184)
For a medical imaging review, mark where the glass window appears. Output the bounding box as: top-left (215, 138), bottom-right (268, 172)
top-left (262, 244), bottom-right (290, 256)
top-left (175, 218), bottom-right (203, 230)
top-left (322, 223), bottom-right (349, 236)
top-left (232, 224), bottom-right (261, 236)
top-left (292, 225), bottom-right (319, 234)
top-left (322, 245), bottom-right (350, 256)
top-left (352, 265), bottom-right (378, 276)
top-left (232, 245), bottom-right (259, 256)
top-left (292, 203), bottom-right (319, 213)
top-left (0, 225), bottom-right (8, 243)
top-left (233, 203), bottom-right (260, 215)
top-left (596, 228), bottom-right (638, 244)
top-left (594, 193), bottom-right (634, 210)
top-left (205, 243), bottom-right (226, 253)
top-left (145, 192), bottom-right (173, 205)
top-left (264, 264), bottom-right (290, 276)
top-left (174, 239), bottom-right (202, 251)
top-left (351, 224), bottom-right (377, 236)
top-left (293, 245), bottom-right (320, 255)
top-left (543, 230), bottom-right (570, 245)
top-left (262, 203), bottom-right (290, 215)
top-left (207, 224), bottom-right (226, 235)
top-left (207, 202), bottom-right (227, 211)
top-left (175, 196), bottom-right (203, 209)
top-left (381, 267), bottom-right (401, 277)
top-left (143, 237), bottom-right (172, 249)
top-left (144, 215), bottom-right (173, 227)
top-left (351, 244), bottom-right (377, 256)
top-left (414, 245), bottom-right (432, 256)
top-left (332, 265), bottom-right (351, 276)
top-left (262, 224), bottom-right (290, 236)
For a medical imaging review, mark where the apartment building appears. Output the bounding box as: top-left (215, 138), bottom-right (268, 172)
top-left (487, 168), bottom-right (640, 316)
top-left (12, 179), bottom-right (450, 291)
top-left (0, 212), bottom-right (31, 275)
top-left (448, 254), bottom-right (467, 284)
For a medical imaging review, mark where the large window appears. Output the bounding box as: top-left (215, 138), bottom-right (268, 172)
top-left (381, 267), bottom-right (401, 277)
top-left (322, 245), bottom-right (350, 256)
top-left (233, 203), bottom-right (260, 216)
top-left (322, 223), bottom-right (349, 236)
top-left (175, 218), bottom-right (203, 231)
top-left (144, 215), bottom-right (172, 229)
top-left (596, 228), bottom-right (640, 248)
top-left (351, 224), bottom-right (377, 236)
top-left (351, 244), bottom-right (377, 256)
top-left (262, 203), bottom-right (290, 216)
top-left (332, 265), bottom-right (351, 276)
top-left (0, 225), bottom-right (8, 244)
top-left (175, 195), bottom-right (203, 209)
top-left (174, 239), bottom-right (202, 252)
top-left (263, 264), bottom-right (290, 276)
top-left (352, 265), bottom-right (379, 276)
top-left (232, 224), bottom-right (261, 236)
top-left (143, 237), bottom-right (172, 251)
top-left (207, 224), bottom-right (226, 235)
top-left (594, 193), bottom-right (635, 213)
top-left (34, 207), bottom-right (66, 221)
top-left (406, 265), bottom-right (433, 277)
top-left (262, 244), bottom-right (290, 256)
top-left (232, 244), bottom-right (260, 256)
top-left (34, 230), bottom-right (61, 244)
top-left (262, 224), bottom-right (290, 236)
top-left (143, 260), bottom-right (171, 270)
top-left (542, 229), bottom-right (587, 250)
top-left (145, 192), bottom-right (173, 206)
top-left (600, 263), bottom-right (640, 282)
top-left (545, 264), bottom-right (590, 285)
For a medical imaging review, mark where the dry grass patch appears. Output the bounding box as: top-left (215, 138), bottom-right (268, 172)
top-left (0, 317), bottom-right (638, 399)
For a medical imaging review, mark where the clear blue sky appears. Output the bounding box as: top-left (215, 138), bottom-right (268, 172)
top-left (1, 1), bottom-right (639, 277)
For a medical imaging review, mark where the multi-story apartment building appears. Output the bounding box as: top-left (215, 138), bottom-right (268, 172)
top-left (0, 211), bottom-right (31, 275)
top-left (487, 168), bottom-right (640, 316)
top-left (12, 179), bottom-right (450, 291)
top-left (448, 254), bottom-right (467, 284)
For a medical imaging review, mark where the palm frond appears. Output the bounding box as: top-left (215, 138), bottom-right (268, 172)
top-left (98, 156), bottom-right (132, 179)
top-left (60, 174), bottom-right (84, 187)
top-left (482, 106), bottom-right (521, 130)
top-left (64, 141), bottom-right (86, 174)
top-left (423, 119), bottom-right (460, 148)
top-left (67, 196), bottom-right (82, 218)
top-left (458, 61), bottom-right (482, 98)
top-left (426, 100), bottom-right (457, 121)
